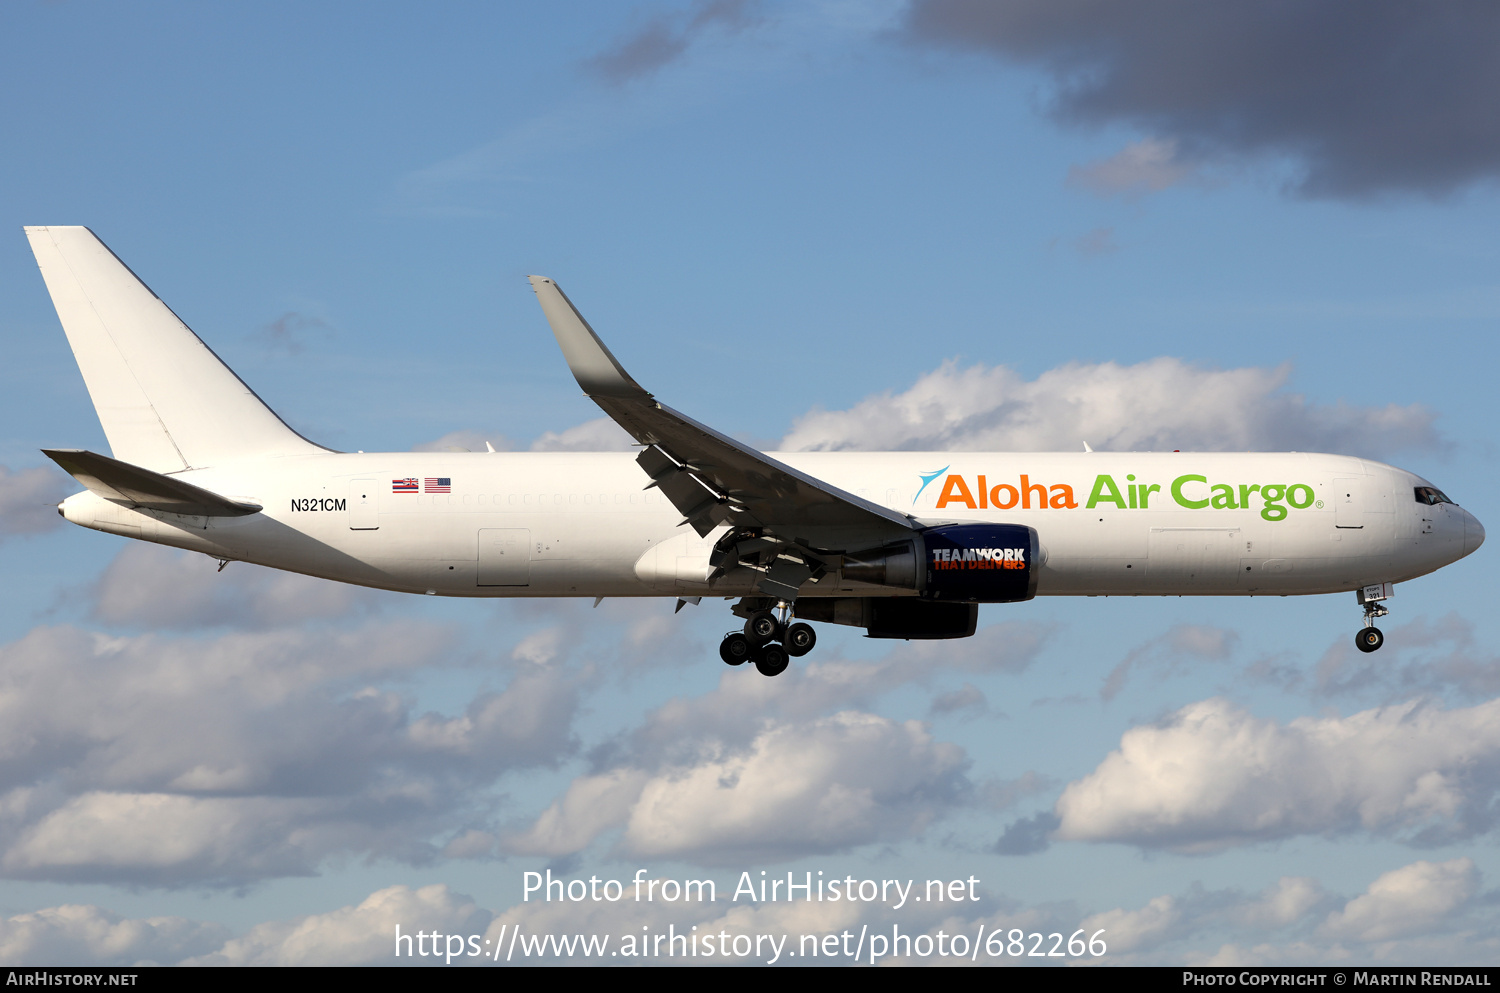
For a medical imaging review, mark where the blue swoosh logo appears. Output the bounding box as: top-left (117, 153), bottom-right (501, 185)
top-left (913, 465), bottom-right (950, 506)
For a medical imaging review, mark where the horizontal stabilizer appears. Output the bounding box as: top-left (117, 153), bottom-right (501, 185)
top-left (43, 449), bottom-right (262, 517)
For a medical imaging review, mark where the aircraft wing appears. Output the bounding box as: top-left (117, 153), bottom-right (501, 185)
top-left (43, 448), bottom-right (262, 517)
top-left (528, 276), bottom-right (916, 547)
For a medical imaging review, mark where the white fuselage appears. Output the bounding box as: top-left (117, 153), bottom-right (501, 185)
top-left (59, 451), bottom-right (1481, 601)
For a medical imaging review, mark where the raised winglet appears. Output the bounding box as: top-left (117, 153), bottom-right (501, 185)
top-left (528, 276), bottom-right (648, 399)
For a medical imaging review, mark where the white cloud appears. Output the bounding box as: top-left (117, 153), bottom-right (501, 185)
top-left (778, 358), bottom-right (1438, 459)
top-left (0, 622), bottom-right (577, 886)
top-left (627, 622), bottom-right (1047, 760)
top-left (504, 769), bottom-right (650, 858)
top-left (0, 903), bottom-right (228, 966)
top-left (3, 793), bottom-right (354, 884)
top-left (1319, 859), bottom-right (1477, 944)
top-left (1230, 876), bottom-right (1328, 930)
top-left (3, 856), bottom-right (1489, 966)
top-left (1054, 697), bottom-right (1500, 851)
top-left (504, 621), bottom-right (1044, 864)
top-left (529, 416), bottom-right (634, 452)
top-left (187, 884), bottom-right (489, 966)
top-left (1080, 894), bottom-right (1182, 953)
top-left (510, 713), bottom-right (966, 865)
top-left (618, 712), bottom-right (966, 864)
top-left (411, 430), bottom-right (513, 453)
top-left (410, 417), bottom-right (632, 456)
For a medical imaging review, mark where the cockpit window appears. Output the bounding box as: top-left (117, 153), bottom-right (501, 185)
top-left (1415, 486), bottom-right (1455, 506)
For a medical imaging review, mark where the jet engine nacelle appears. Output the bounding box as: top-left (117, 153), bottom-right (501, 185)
top-left (840, 523), bottom-right (1039, 603)
top-left (921, 522), bottom-right (1039, 603)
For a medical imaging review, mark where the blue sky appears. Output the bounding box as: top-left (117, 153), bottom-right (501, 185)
top-left (1, 0), bottom-right (1498, 965)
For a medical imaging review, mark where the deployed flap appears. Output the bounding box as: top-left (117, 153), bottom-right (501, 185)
top-left (43, 449), bottom-right (262, 517)
top-left (25, 226), bottom-right (330, 472)
top-left (528, 276), bottom-right (915, 546)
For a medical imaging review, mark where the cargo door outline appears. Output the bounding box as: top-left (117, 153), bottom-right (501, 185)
top-left (478, 528), bottom-right (531, 586)
top-left (1334, 477), bottom-right (1364, 529)
top-left (1147, 527), bottom-right (1240, 590)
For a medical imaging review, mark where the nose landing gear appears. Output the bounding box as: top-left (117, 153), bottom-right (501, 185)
top-left (1354, 583), bottom-right (1392, 654)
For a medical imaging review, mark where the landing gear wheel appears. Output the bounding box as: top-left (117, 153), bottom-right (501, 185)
top-left (1355, 627), bottom-right (1384, 653)
top-left (720, 632), bottom-right (753, 665)
top-left (784, 622), bottom-right (816, 657)
top-left (745, 610), bottom-right (781, 646)
top-left (755, 643), bottom-right (790, 677)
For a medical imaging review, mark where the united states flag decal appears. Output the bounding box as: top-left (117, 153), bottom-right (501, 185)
top-left (392, 478), bottom-right (419, 492)
top-left (425, 477), bottom-right (452, 493)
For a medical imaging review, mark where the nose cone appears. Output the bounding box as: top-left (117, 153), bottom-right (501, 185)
top-left (1463, 509), bottom-right (1485, 558)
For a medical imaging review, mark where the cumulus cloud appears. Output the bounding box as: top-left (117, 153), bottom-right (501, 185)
top-left (0, 904), bottom-right (229, 967)
top-left (902, 1), bottom-right (1500, 199)
top-left (1054, 696), bottom-right (1500, 851)
top-left (619, 712), bottom-right (966, 864)
top-left (588, 0), bottom-right (763, 84)
top-left (778, 359), bottom-right (1438, 458)
top-left (187, 884), bottom-right (489, 966)
top-left (411, 430), bottom-right (513, 454)
top-left (91, 543), bottom-right (380, 630)
top-left (1319, 858), bottom-right (1477, 944)
top-left (0, 622), bottom-right (578, 886)
top-left (505, 622), bottom-right (1046, 864)
top-left (511, 712), bottom-right (966, 865)
top-left (1072, 867), bottom-right (1464, 963)
top-left (0, 465), bottom-right (71, 542)
top-left (3, 856), bottom-right (1487, 965)
top-left (622, 622), bottom-right (1047, 763)
top-left (412, 417), bottom-right (631, 454)
top-left (528, 416), bottom-right (634, 452)
top-left (1081, 894), bottom-right (1183, 954)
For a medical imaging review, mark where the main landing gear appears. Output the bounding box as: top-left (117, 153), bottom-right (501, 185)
top-left (719, 602), bottom-right (817, 677)
top-left (1354, 583), bottom-right (1392, 654)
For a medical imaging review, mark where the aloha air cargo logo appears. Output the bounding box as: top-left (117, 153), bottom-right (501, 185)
top-left (932, 547), bottom-right (1027, 571)
top-left (925, 472), bottom-right (1317, 522)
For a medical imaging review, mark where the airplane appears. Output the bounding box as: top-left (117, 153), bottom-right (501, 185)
top-left (25, 226), bottom-right (1485, 676)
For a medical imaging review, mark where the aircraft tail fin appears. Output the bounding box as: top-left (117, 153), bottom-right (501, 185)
top-left (25, 226), bottom-right (329, 472)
